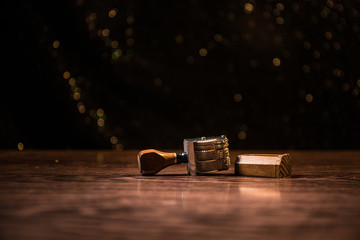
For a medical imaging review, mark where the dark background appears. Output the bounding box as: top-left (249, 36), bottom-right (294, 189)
top-left (1, 0), bottom-right (360, 150)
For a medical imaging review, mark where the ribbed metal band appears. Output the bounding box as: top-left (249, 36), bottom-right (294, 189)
top-left (185, 135), bottom-right (230, 174)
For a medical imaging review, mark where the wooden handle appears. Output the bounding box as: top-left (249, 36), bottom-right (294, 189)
top-left (137, 149), bottom-right (178, 176)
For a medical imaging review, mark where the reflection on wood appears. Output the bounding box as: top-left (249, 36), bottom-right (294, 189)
top-left (0, 150), bottom-right (360, 240)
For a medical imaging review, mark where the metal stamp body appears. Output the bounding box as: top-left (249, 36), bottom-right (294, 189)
top-left (184, 136), bottom-right (230, 175)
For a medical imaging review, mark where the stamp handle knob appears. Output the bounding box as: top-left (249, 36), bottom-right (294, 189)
top-left (137, 149), bottom-right (187, 176)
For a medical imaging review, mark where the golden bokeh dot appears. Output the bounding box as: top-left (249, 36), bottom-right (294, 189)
top-left (127, 16), bottom-right (135, 24)
top-left (108, 9), bottom-right (117, 18)
top-left (240, 124), bottom-right (248, 131)
top-left (214, 34), bottom-right (223, 42)
top-left (227, 12), bottom-right (235, 20)
top-left (111, 40), bottom-right (119, 48)
top-left (303, 65), bottom-right (310, 73)
top-left (125, 28), bottom-right (133, 37)
top-left (238, 131), bottom-right (247, 140)
top-left (68, 78), bottom-right (76, 86)
top-left (352, 88), bottom-right (359, 97)
top-left (110, 136), bottom-right (118, 145)
top-left (199, 48), bottom-right (208, 57)
top-left (97, 119), bottom-right (105, 127)
top-left (273, 8), bottom-right (280, 16)
top-left (52, 40), bottom-right (60, 49)
top-left (276, 17), bottom-right (284, 25)
top-left (115, 143), bottom-right (123, 151)
top-left (112, 49), bottom-right (123, 60)
top-left (247, 20), bottom-right (256, 29)
top-left (273, 58), bottom-right (281, 67)
top-left (154, 77), bottom-right (162, 86)
top-left (127, 38), bottom-right (135, 46)
top-left (276, 3), bottom-right (285, 11)
top-left (186, 56), bottom-right (195, 64)
top-left (313, 50), bottom-right (320, 59)
top-left (304, 41), bottom-right (311, 49)
top-left (102, 29), bottom-right (110, 37)
top-left (323, 42), bottom-right (330, 50)
top-left (78, 105), bottom-right (86, 114)
top-left (249, 59), bottom-right (258, 69)
top-left (324, 31), bottom-right (333, 40)
top-left (244, 3), bottom-right (254, 14)
top-left (63, 71), bottom-right (71, 80)
top-left (333, 42), bottom-right (341, 51)
top-left (97, 108), bottom-right (104, 117)
top-left (175, 34), bottom-right (183, 44)
top-left (207, 41), bottom-right (215, 49)
top-left (234, 93), bottom-right (243, 102)
top-left (73, 92), bottom-right (81, 100)
top-left (263, 11), bottom-right (271, 19)
top-left (17, 142), bottom-right (24, 151)
top-left (305, 93), bottom-right (313, 103)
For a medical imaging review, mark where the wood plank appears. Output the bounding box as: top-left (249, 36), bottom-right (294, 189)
top-left (0, 150), bottom-right (360, 240)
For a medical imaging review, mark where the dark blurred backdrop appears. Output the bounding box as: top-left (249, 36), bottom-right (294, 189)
top-left (1, 0), bottom-right (360, 150)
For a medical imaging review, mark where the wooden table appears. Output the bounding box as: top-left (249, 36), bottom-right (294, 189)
top-left (1, 150), bottom-right (360, 240)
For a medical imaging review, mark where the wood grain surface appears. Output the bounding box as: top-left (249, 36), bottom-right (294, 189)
top-left (0, 150), bottom-right (360, 240)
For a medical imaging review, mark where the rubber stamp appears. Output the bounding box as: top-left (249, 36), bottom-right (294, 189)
top-left (137, 135), bottom-right (230, 175)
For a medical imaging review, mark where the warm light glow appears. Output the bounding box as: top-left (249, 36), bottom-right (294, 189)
top-left (304, 41), bottom-right (311, 49)
top-left (276, 3), bottom-right (284, 11)
top-left (127, 16), bottom-right (135, 24)
top-left (78, 105), bottom-right (86, 114)
top-left (214, 34), bottom-right (223, 42)
top-left (303, 65), bottom-right (310, 73)
top-left (97, 108), bottom-right (104, 117)
top-left (244, 3), bottom-right (254, 14)
top-left (52, 40), bottom-right (60, 49)
top-left (199, 48), bottom-right (208, 56)
top-left (63, 71), bottom-right (71, 79)
top-left (73, 92), bottom-right (81, 100)
top-left (110, 136), bottom-right (118, 145)
top-left (305, 93), bottom-right (313, 103)
top-left (68, 78), bottom-right (76, 86)
top-left (186, 56), bottom-right (194, 64)
top-left (127, 38), bottom-right (135, 46)
top-left (115, 143), bottom-right (123, 151)
top-left (154, 77), bottom-right (162, 86)
top-left (313, 50), bottom-right (320, 59)
top-left (343, 83), bottom-right (350, 92)
top-left (324, 31), bottom-right (333, 40)
top-left (102, 29), bottom-right (110, 37)
top-left (108, 9), bottom-right (117, 18)
top-left (234, 93), bottom-right (242, 102)
top-left (249, 59), bottom-right (257, 68)
top-left (238, 131), bottom-right (247, 140)
top-left (273, 58), bottom-right (281, 67)
top-left (248, 20), bottom-right (256, 28)
top-left (227, 12), bottom-right (235, 20)
top-left (97, 119), bottom-right (105, 127)
top-left (111, 40), bottom-right (119, 48)
top-left (17, 142), bottom-right (24, 151)
top-left (112, 49), bottom-right (122, 59)
top-left (125, 28), bottom-right (133, 37)
top-left (276, 17), bottom-right (284, 25)
top-left (175, 34), bottom-right (183, 44)
top-left (333, 42), bottom-right (341, 50)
